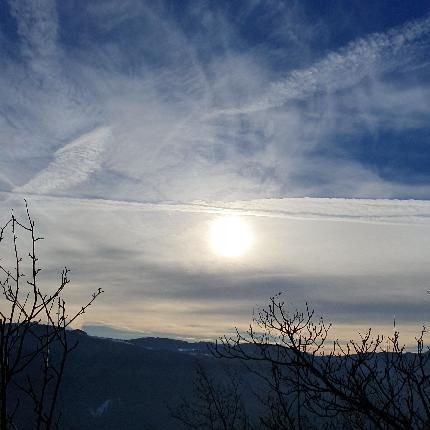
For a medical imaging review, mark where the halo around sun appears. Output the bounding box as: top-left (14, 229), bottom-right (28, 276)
top-left (209, 216), bottom-right (253, 258)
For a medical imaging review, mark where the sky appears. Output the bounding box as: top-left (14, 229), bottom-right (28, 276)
top-left (1, 0), bottom-right (430, 343)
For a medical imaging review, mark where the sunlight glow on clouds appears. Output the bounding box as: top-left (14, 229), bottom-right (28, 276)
top-left (1, 0), bottom-right (430, 340)
top-left (2, 193), bottom-right (430, 341)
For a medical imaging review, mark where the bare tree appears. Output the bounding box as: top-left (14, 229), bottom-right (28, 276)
top-left (0, 202), bottom-right (102, 430)
top-left (171, 361), bottom-right (252, 430)
top-left (211, 294), bottom-right (430, 430)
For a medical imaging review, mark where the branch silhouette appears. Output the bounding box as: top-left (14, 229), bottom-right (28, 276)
top-left (0, 202), bottom-right (102, 430)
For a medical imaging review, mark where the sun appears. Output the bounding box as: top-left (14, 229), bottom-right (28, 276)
top-left (209, 216), bottom-right (253, 258)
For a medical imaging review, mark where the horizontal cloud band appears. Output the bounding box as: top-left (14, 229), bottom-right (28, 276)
top-left (4, 193), bottom-right (430, 225)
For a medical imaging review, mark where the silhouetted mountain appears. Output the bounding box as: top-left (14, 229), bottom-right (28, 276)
top-left (128, 336), bottom-right (212, 354)
top-left (13, 327), bottom-right (429, 429)
top-left (12, 328), bottom-right (256, 430)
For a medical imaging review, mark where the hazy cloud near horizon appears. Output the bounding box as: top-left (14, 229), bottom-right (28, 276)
top-left (1, 0), bottom-right (430, 340)
top-left (1, 194), bottom-right (430, 340)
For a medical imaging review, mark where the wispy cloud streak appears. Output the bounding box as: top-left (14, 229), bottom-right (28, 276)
top-left (213, 15), bottom-right (430, 115)
top-left (5, 193), bottom-right (430, 225)
top-left (8, 0), bottom-right (59, 73)
top-left (15, 127), bottom-right (111, 194)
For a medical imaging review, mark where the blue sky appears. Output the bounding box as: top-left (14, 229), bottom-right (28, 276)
top-left (1, 1), bottom-right (430, 341)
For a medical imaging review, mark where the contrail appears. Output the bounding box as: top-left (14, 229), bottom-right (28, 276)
top-left (209, 14), bottom-right (430, 116)
top-left (4, 192), bottom-right (430, 226)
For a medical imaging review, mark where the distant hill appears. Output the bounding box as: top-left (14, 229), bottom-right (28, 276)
top-left (13, 327), bottom-right (427, 429)
top-left (12, 328), bottom-right (254, 430)
top-left (128, 336), bottom-right (212, 354)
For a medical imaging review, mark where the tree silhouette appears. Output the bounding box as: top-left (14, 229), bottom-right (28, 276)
top-left (176, 294), bottom-right (430, 429)
top-left (0, 202), bottom-right (102, 430)
top-left (170, 361), bottom-right (251, 430)
top-left (213, 294), bottom-right (430, 429)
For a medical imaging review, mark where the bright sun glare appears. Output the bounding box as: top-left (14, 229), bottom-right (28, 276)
top-left (210, 216), bottom-right (253, 258)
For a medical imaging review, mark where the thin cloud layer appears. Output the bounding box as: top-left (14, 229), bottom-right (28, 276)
top-left (8, 193), bottom-right (430, 225)
top-left (16, 127), bottom-right (111, 194)
top-left (1, 1), bottom-right (430, 340)
top-left (1, 1), bottom-right (430, 200)
top-left (215, 14), bottom-right (430, 114)
top-left (1, 193), bottom-right (430, 340)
